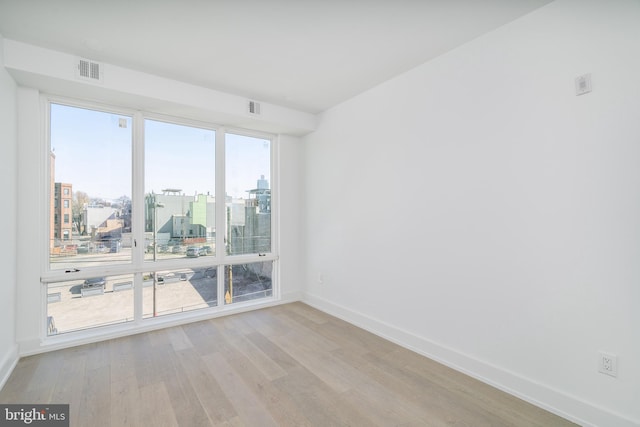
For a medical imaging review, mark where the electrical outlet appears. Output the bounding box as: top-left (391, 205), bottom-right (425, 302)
top-left (598, 352), bottom-right (618, 377)
top-left (575, 73), bottom-right (592, 96)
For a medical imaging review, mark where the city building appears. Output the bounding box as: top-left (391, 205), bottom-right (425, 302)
top-left (48, 152), bottom-right (55, 249)
top-left (229, 175), bottom-right (271, 255)
top-left (143, 178), bottom-right (270, 254)
top-left (52, 182), bottom-right (72, 244)
top-left (145, 190), bottom-right (214, 241)
top-left (83, 205), bottom-right (122, 240)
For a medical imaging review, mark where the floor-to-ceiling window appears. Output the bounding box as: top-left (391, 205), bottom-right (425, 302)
top-left (43, 100), bottom-right (277, 336)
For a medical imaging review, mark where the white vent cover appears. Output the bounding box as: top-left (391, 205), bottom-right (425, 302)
top-left (76, 58), bottom-right (103, 83)
top-left (248, 100), bottom-right (261, 115)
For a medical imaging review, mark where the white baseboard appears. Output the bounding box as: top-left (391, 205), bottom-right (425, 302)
top-left (0, 344), bottom-right (19, 392)
top-left (303, 293), bottom-right (638, 427)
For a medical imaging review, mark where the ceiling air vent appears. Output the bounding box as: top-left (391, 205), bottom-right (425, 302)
top-left (76, 58), bottom-right (103, 83)
top-left (248, 100), bottom-right (261, 116)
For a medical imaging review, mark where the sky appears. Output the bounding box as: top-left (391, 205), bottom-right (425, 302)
top-left (50, 103), bottom-right (271, 201)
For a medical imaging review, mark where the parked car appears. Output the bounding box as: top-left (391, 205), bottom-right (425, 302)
top-left (201, 246), bottom-right (212, 256)
top-left (186, 246), bottom-right (202, 257)
top-left (83, 277), bottom-right (106, 289)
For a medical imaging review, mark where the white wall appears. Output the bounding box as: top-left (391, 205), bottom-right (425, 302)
top-left (15, 87), bottom-right (42, 353)
top-left (0, 34), bottom-right (19, 388)
top-left (278, 134), bottom-right (304, 302)
top-left (302, 1), bottom-right (640, 426)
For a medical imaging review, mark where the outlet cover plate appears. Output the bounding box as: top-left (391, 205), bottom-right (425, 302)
top-left (598, 352), bottom-right (618, 377)
top-left (575, 73), bottom-right (592, 96)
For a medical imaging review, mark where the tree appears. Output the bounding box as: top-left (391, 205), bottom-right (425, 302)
top-left (72, 190), bottom-right (90, 235)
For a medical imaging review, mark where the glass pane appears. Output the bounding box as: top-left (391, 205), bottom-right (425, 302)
top-left (145, 120), bottom-right (216, 261)
top-left (46, 274), bottom-right (134, 335)
top-left (224, 261), bottom-right (272, 305)
top-left (225, 134), bottom-right (271, 255)
top-left (49, 104), bottom-right (132, 269)
top-left (143, 267), bottom-right (218, 318)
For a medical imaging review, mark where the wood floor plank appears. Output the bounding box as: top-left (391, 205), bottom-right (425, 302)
top-left (221, 314), bottom-right (257, 336)
top-left (271, 365), bottom-right (377, 427)
top-left (339, 387), bottom-right (430, 427)
top-left (271, 332), bottom-right (355, 393)
top-left (174, 347), bottom-right (237, 424)
top-left (133, 339), bottom-right (171, 388)
top-left (110, 372), bottom-right (141, 427)
top-left (271, 322), bottom-right (386, 395)
top-left (329, 347), bottom-right (451, 426)
top-left (241, 308), bottom-right (290, 338)
top-left (282, 305), bottom-right (399, 357)
top-left (51, 350), bottom-right (87, 424)
top-left (166, 325), bottom-right (194, 351)
top-left (218, 340), bottom-right (314, 427)
top-left (271, 311), bottom-right (341, 354)
top-left (160, 350), bottom-right (213, 427)
top-left (243, 331), bottom-right (301, 371)
top-left (76, 365), bottom-right (111, 427)
top-left (302, 317), bottom-right (373, 357)
top-left (84, 341), bottom-right (111, 371)
top-left (8, 350), bottom-right (66, 405)
top-left (285, 301), bottom-right (330, 324)
top-left (146, 326), bottom-right (172, 348)
top-left (182, 319), bottom-right (227, 356)
top-left (215, 416), bottom-right (244, 427)
top-left (214, 323), bottom-right (287, 382)
top-left (138, 381), bottom-right (179, 427)
top-left (326, 315), bottom-right (400, 356)
top-left (25, 350), bottom-right (64, 398)
top-left (108, 335), bottom-right (137, 385)
top-left (203, 352), bottom-right (279, 427)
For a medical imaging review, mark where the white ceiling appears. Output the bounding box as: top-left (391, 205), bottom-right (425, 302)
top-left (0, 0), bottom-right (552, 113)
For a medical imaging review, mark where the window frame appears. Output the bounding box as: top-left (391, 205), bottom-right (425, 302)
top-left (224, 128), bottom-right (277, 259)
top-left (41, 96), bottom-right (280, 341)
top-left (139, 113), bottom-right (221, 266)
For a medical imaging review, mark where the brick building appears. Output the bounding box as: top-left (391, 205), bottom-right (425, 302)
top-left (53, 182), bottom-right (73, 244)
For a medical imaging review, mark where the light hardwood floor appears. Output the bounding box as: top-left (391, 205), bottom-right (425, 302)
top-left (0, 302), bottom-right (577, 426)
